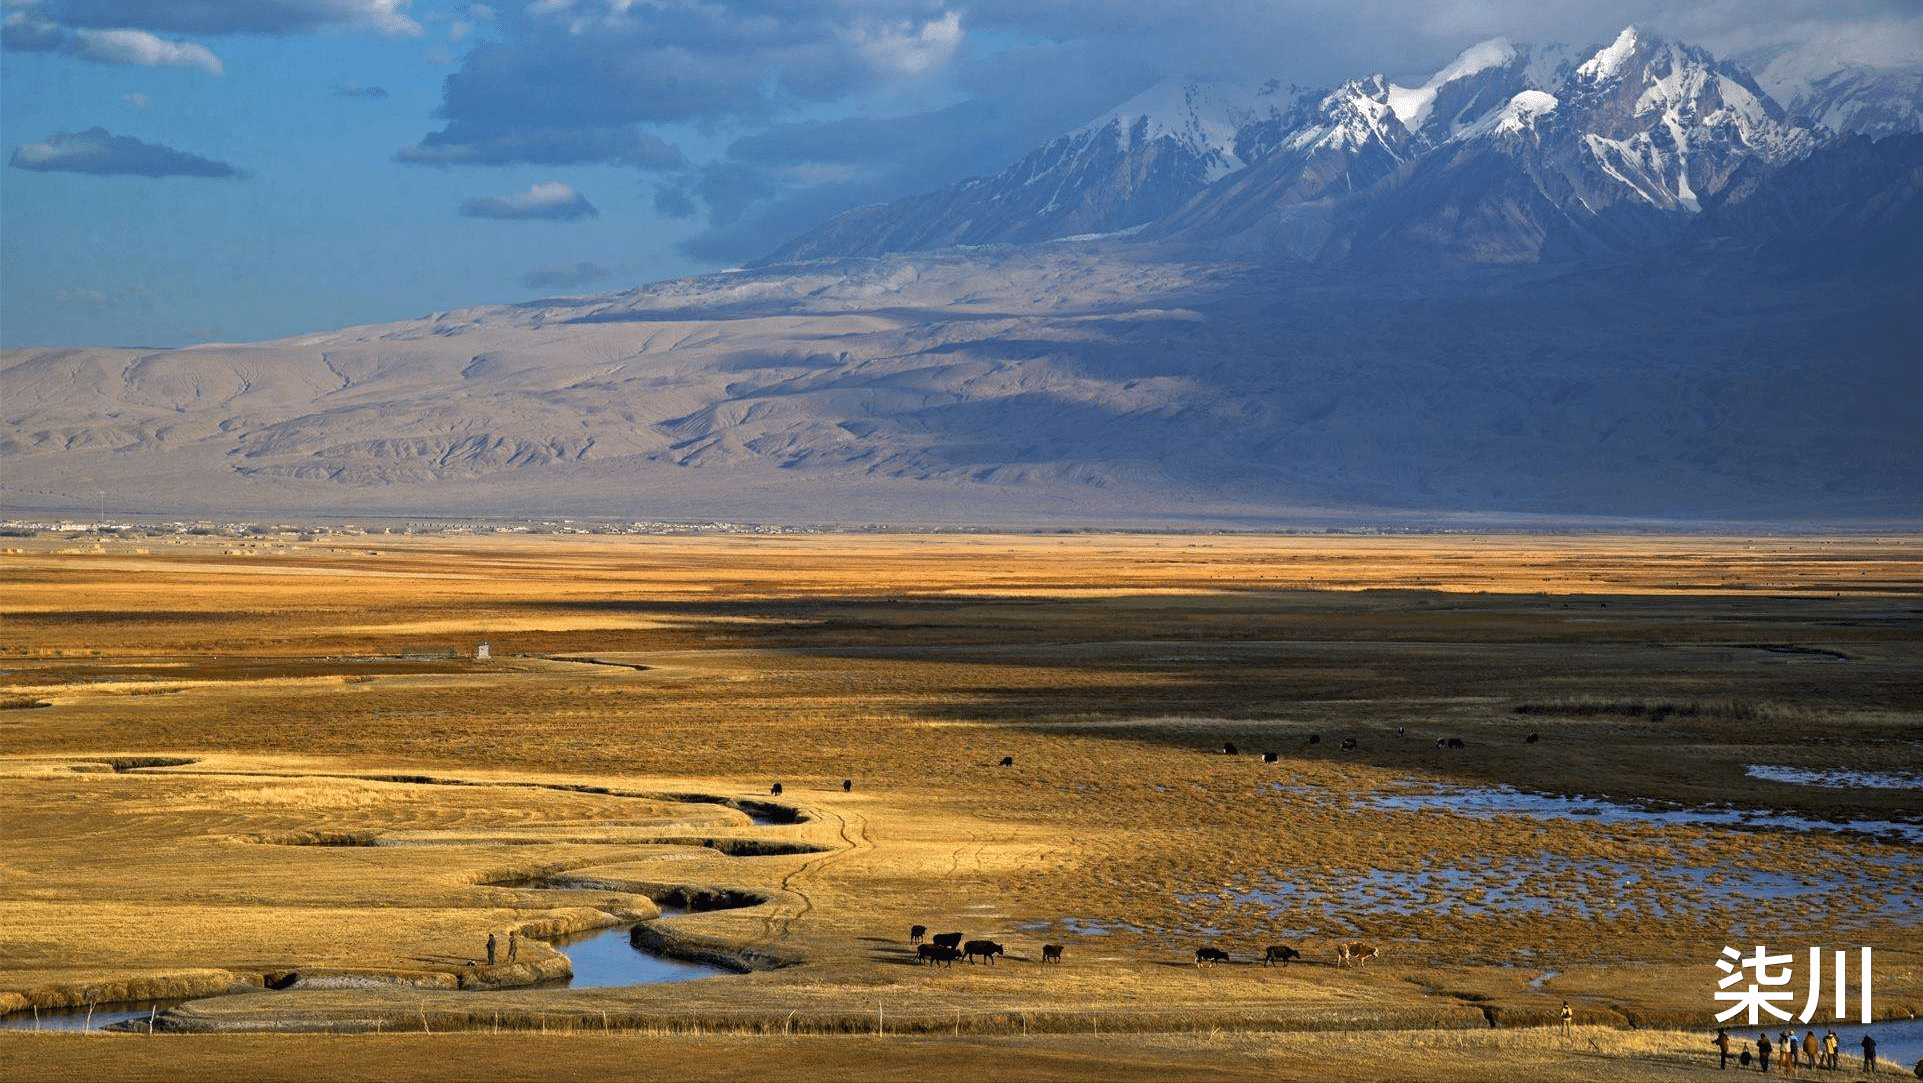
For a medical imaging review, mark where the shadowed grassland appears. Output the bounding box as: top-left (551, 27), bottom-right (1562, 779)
top-left (1, 532), bottom-right (1918, 1077)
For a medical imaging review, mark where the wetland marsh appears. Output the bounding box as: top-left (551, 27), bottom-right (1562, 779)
top-left (2, 531), bottom-right (1919, 1079)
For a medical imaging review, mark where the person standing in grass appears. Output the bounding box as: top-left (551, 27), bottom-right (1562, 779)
top-left (486, 932), bottom-right (498, 966)
top-left (507, 931), bottom-right (518, 963)
top-left (1758, 1033), bottom-right (1773, 1073)
top-left (1560, 1001), bottom-right (1573, 1035)
top-left (1802, 1032), bottom-right (1818, 1069)
top-left (1716, 1028), bottom-right (1732, 1069)
top-left (1741, 1043), bottom-right (1752, 1068)
top-left (1824, 1030), bottom-right (1838, 1069)
top-left (1863, 1033), bottom-right (1878, 1073)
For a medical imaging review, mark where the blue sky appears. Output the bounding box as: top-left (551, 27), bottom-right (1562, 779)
top-left (3, 0), bottom-right (1918, 348)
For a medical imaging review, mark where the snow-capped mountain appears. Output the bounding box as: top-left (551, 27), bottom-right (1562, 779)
top-left (762, 77), bottom-right (1296, 262)
top-left (767, 26), bottom-right (1911, 268)
top-left (1743, 42), bottom-right (1923, 139)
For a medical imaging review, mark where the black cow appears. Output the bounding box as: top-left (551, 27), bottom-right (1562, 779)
top-left (1195, 947), bottom-right (1230, 966)
top-left (1041, 944), bottom-right (1064, 965)
top-left (998, 756), bottom-right (1015, 767)
top-left (917, 944), bottom-right (960, 967)
top-left (1262, 751), bottom-right (1279, 763)
top-left (909, 924), bottom-right (927, 944)
top-left (1339, 738), bottom-right (1358, 751)
top-left (1308, 734), bottom-right (1321, 745)
top-left (1446, 737), bottom-right (1466, 749)
top-left (963, 939), bottom-right (1005, 965)
top-left (1525, 732), bottom-right (1541, 744)
top-left (1262, 945), bottom-right (1301, 967)
top-left (770, 782), bottom-right (783, 795)
top-left (1222, 742), bottom-right (1238, 755)
top-left (843, 778), bottom-right (853, 791)
top-left (932, 931), bottom-right (964, 950)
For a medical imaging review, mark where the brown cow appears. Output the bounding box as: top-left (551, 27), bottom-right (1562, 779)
top-left (1041, 944), bottom-right (1064, 965)
top-left (1337, 942), bottom-right (1381, 967)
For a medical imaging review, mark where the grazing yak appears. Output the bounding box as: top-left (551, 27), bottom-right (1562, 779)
top-left (917, 944), bottom-right (961, 967)
top-left (1195, 947), bottom-right (1230, 966)
top-left (998, 756), bottom-right (1015, 767)
top-left (909, 924), bottom-right (927, 944)
top-left (1336, 942), bottom-right (1382, 967)
top-left (1222, 742), bottom-right (1238, 755)
top-left (1262, 751), bottom-right (1279, 763)
top-left (843, 778), bottom-right (853, 791)
top-left (1395, 725), bottom-right (1405, 739)
top-left (1446, 737), bottom-right (1466, 749)
top-left (1525, 732), bottom-right (1541, 744)
top-left (1263, 945), bottom-right (1302, 967)
top-left (770, 782), bottom-right (783, 795)
top-left (1339, 737), bottom-right (1358, 751)
top-left (1041, 944), bottom-right (1064, 965)
top-left (1307, 734), bottom-right (1321, 745)
top-left (932, 931), bottom-right (965, 950)
top-left (963, 939), bottom-right (1005, 965)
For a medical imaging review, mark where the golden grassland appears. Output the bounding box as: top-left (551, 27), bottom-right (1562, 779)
top-left (1, 532), bottom-right (1919, 1080)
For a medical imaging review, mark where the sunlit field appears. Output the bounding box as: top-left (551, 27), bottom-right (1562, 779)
top-left (3, 532), bottom-right (1918, 1080)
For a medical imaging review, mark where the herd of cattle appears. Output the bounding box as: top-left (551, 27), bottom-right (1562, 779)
top-left (905, 925), bottom-right (1381, 970)
top-left (1224, 730), bottom-right (1540, 757)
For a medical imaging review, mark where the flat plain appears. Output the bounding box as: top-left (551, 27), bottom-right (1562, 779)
top-left (2, 531), bottom-right (1919, 1080)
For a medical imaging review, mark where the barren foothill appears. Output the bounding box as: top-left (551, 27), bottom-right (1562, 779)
top-left (1, 532), bottom-right (1918, 1080)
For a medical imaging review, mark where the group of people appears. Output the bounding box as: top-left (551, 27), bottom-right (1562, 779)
top-left (483, 930), bottom-right (520, 967)
top-left (1714, 1026), bottom-right (1876, 1073)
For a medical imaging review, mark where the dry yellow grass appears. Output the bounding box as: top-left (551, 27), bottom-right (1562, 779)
top-left (1, 532), bottom-right (1919, 1079)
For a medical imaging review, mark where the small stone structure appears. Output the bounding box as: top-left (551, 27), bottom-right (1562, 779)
top-left (476, 642), bottom-right (491, 660)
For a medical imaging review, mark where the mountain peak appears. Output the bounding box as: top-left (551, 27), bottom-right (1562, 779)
top-left (1579, 25), bottom-right (1648, 82)
top-left (1079, 77), bottom-right (1283, 163)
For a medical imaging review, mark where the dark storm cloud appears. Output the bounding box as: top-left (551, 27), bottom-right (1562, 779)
top-left (400, 2), bottom-right (965, 167)
top-left (519, 260), bottom-right (610, 290)
top-left (10, 127), bottom-right (242, 178)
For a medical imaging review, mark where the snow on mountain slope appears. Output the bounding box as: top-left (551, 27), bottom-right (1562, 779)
top-left (1744, 42), bottom-right (1923, 138)
top-left (762, 79), bottom-right (1296, 264)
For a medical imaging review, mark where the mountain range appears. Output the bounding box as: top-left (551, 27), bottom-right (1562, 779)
top-left (4, 27), bottom-right (1920, 525)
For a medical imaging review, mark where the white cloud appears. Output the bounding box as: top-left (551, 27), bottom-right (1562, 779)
top-left (459, 180), bottom-right (599, 220)
top-left (71, 28), bottom-right (221, 74)
top-left (49, 0), bottom-right (421, 38)
top-left (850, 10), bottom-right (963, 77)
top-left (121, 90), bottom-right (148, 107)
